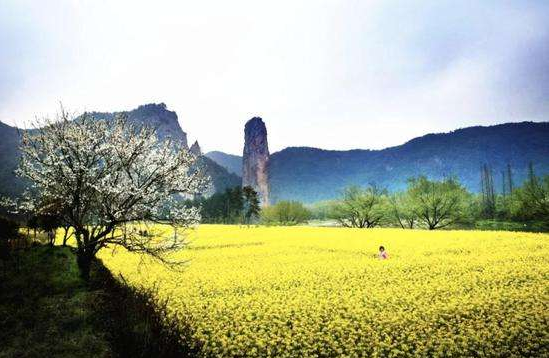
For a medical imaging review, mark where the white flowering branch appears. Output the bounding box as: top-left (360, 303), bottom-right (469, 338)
top-left (16, 107), bottom-right (209, 277)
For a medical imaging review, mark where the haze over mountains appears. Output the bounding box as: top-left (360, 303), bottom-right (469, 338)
top-left (209, 121), bottom-right (549, 203)
top-left (1, 103), bottom-right (548, 204)
top-left (0, 104), bottom-right (241, 198)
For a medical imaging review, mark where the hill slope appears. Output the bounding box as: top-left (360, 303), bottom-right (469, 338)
top-left (268, 122), bottom-right (549, 202)
top-left (0, 121), bottom-right (24, 198)
top-left (0, 104), bottom-right (240, 198)
top-left (205, 151), bottom-right (242, 176)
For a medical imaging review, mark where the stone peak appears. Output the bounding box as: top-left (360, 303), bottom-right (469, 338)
top-left (190, 140), bottom-right (201, 156)
top-left (245, 117), bottom-right (266, 131)
top-left (135, 103), bottom-right (167, 111)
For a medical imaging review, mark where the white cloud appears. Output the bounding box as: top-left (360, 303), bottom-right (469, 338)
top-left (0, 0), bottom-right (547, 154)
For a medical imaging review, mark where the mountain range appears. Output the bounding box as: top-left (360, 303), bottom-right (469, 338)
top-left (208, 121), bottom-right (549, 203)
top-left (0, 104), bottom-right (241, 199)
top-left (205, 151), bottom-right (242, 176)
top-left (2, 104), bottom-right (548, 204)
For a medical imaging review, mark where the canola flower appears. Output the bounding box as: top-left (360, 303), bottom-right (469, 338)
top-left (98, 225), bottom-right (549, 357)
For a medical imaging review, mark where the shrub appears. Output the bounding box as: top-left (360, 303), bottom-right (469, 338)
top-left (0, 216), bottom-right (19, 242)
top-left (261, 201), bottom-right (311, 225)
top-left (90, 259), bottom-right (200, 357)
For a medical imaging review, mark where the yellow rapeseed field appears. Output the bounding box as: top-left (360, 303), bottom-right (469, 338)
top-left (99, 225), bottom-right (549, 357)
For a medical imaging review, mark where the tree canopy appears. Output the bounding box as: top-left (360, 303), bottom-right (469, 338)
top-left (14, 109), bottom-right (207, 278)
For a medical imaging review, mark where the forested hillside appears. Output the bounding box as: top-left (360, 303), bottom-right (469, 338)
top-left (267, 121), bottom-right (549, 202)
top-left (205, 151), bottom-right (242, 176)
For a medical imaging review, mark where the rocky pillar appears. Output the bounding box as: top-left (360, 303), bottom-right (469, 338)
top-left (242, 117), bottom-right (270, 206)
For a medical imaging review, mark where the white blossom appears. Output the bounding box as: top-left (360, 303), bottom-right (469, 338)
top-left (16, 107), bottom-right (209, 274)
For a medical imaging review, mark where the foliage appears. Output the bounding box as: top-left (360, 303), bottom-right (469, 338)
top-left (473, 219), bottom-right (549, 232)
top-left (479, 163), bottom-right (496, 218)
top-left (307, 200), bottom-right (334, 221)
top-left (101, 225), bottom-right (549, 357)
top-left (261, 201), bottom-right (311, 225)
top-left (329, 185), bottom-right (387, 228)
top-left (190, 186), bottom-right (260, 224)
top-left (14, 108), bottom-right (206, 278)
top-left (388, 191), bottom-right (417, 229)
top-left (0, 216), bottom-right (19, 242)
top-left (36, 212), bottom-right (62, 245)
top-left (511, 173), bottom-right (549, 223)
top-left (242, 186), bottom-right (261, 224)
top-left (0, 216), bottom-right (20, 260)
top-left (407, 176), bottom-right (471, 229)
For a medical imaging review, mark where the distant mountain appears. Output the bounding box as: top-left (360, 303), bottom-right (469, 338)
top-left (268, 122), bottom-right (549, 203)
top-left (205, 151), bottom-right (242, 176)
top-left (0, 122), bottom-right (25, 198)
top-left (88, 103), bottom-right (189, 148)
top-left (199, 156), bottom-right (241, 193)
top-left (0, 104), bottom-right (240, 198)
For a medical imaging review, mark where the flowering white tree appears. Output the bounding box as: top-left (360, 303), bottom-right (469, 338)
top-left (16, 108), bottom-right (208, 278)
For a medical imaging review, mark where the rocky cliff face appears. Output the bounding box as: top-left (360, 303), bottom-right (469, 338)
top-left (190, 140), bottom-right (202, 156)
top-left (90, 103), bottom-right (188, 148)
top-left (242, 117), bottom-right (270, 205)
top-left (0, 103), bottom-right (242, 198)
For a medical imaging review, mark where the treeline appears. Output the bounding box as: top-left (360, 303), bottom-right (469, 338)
top-left (186, 186), bottom-right (261, 224)
top-left (186, 186), bottom-right (312, 225)
top-left (477, 162), bottom-right (548, 222)
top-left (186, 163), bottom-right (548, 230)
top-left (310, 163), bottom-right (548, 230)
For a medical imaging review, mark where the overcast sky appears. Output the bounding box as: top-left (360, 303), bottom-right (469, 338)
top-left (1, 1), bottom-right (548, 154)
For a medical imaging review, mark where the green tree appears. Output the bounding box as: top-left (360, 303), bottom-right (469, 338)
top-left (0, 216), bottom-right (19, 242)
top-left (308, 201), bottom-right (335, 221)
top-left (242, 186), bottom-right (260, 225)
top-left (261, 201), bottom-right (311, 225)
top-left (27, 215), bottom-right (40, 240)
top-left (407, 176), bottom-right (471, 230)
top-left (389, 192), bottom-right (417, 229)
top-left (511, 171), bottom-right (549, 223)
top-left (329, 185), bottom-right (386, 228)
top-left (194, 186), bottom-right (261, 224)
top-left (480, 164), bottom-right (496, 218)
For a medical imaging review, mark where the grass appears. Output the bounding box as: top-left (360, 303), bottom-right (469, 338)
top-left (0, 245), bottom-right (111, 357)
top-left (0, 244), bottom-right (196, 358)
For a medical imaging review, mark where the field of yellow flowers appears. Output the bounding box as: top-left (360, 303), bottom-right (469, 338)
top-left (99, 225), bottom-right (548, 357)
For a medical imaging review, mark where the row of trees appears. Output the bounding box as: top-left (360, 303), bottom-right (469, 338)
top-left (478, 162), bottom-right (548, 222)
top-left (187, 187), bottom-right (312, 226)
top-left (187, 186), bottom-right (260, 224)
top-left (328, 177), bottom-right (470, 230)
top-left (190, 164), bottom-right (548, 230)
top-left (320, 169), bottom-right (549, 230)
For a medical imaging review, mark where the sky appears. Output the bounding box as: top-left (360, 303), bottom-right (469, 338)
top-left (1, 0), bottom-right (548, 155)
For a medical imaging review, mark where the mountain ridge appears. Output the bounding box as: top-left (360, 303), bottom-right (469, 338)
top-left (206, 121), bottom-right (549, 203)
top-left (0, 104), bottom-right (241, 198)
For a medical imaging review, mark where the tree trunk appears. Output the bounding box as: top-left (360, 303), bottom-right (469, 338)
top-left (76, 229), bottom-right (95, 281)
top-left (76, 249), bottom-right (93, 281)
top-left (62, 228), bottom-right (69, 246)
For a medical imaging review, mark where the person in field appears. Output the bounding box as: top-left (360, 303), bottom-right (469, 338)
top-left (378, 246), bottom-right (388, 259)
